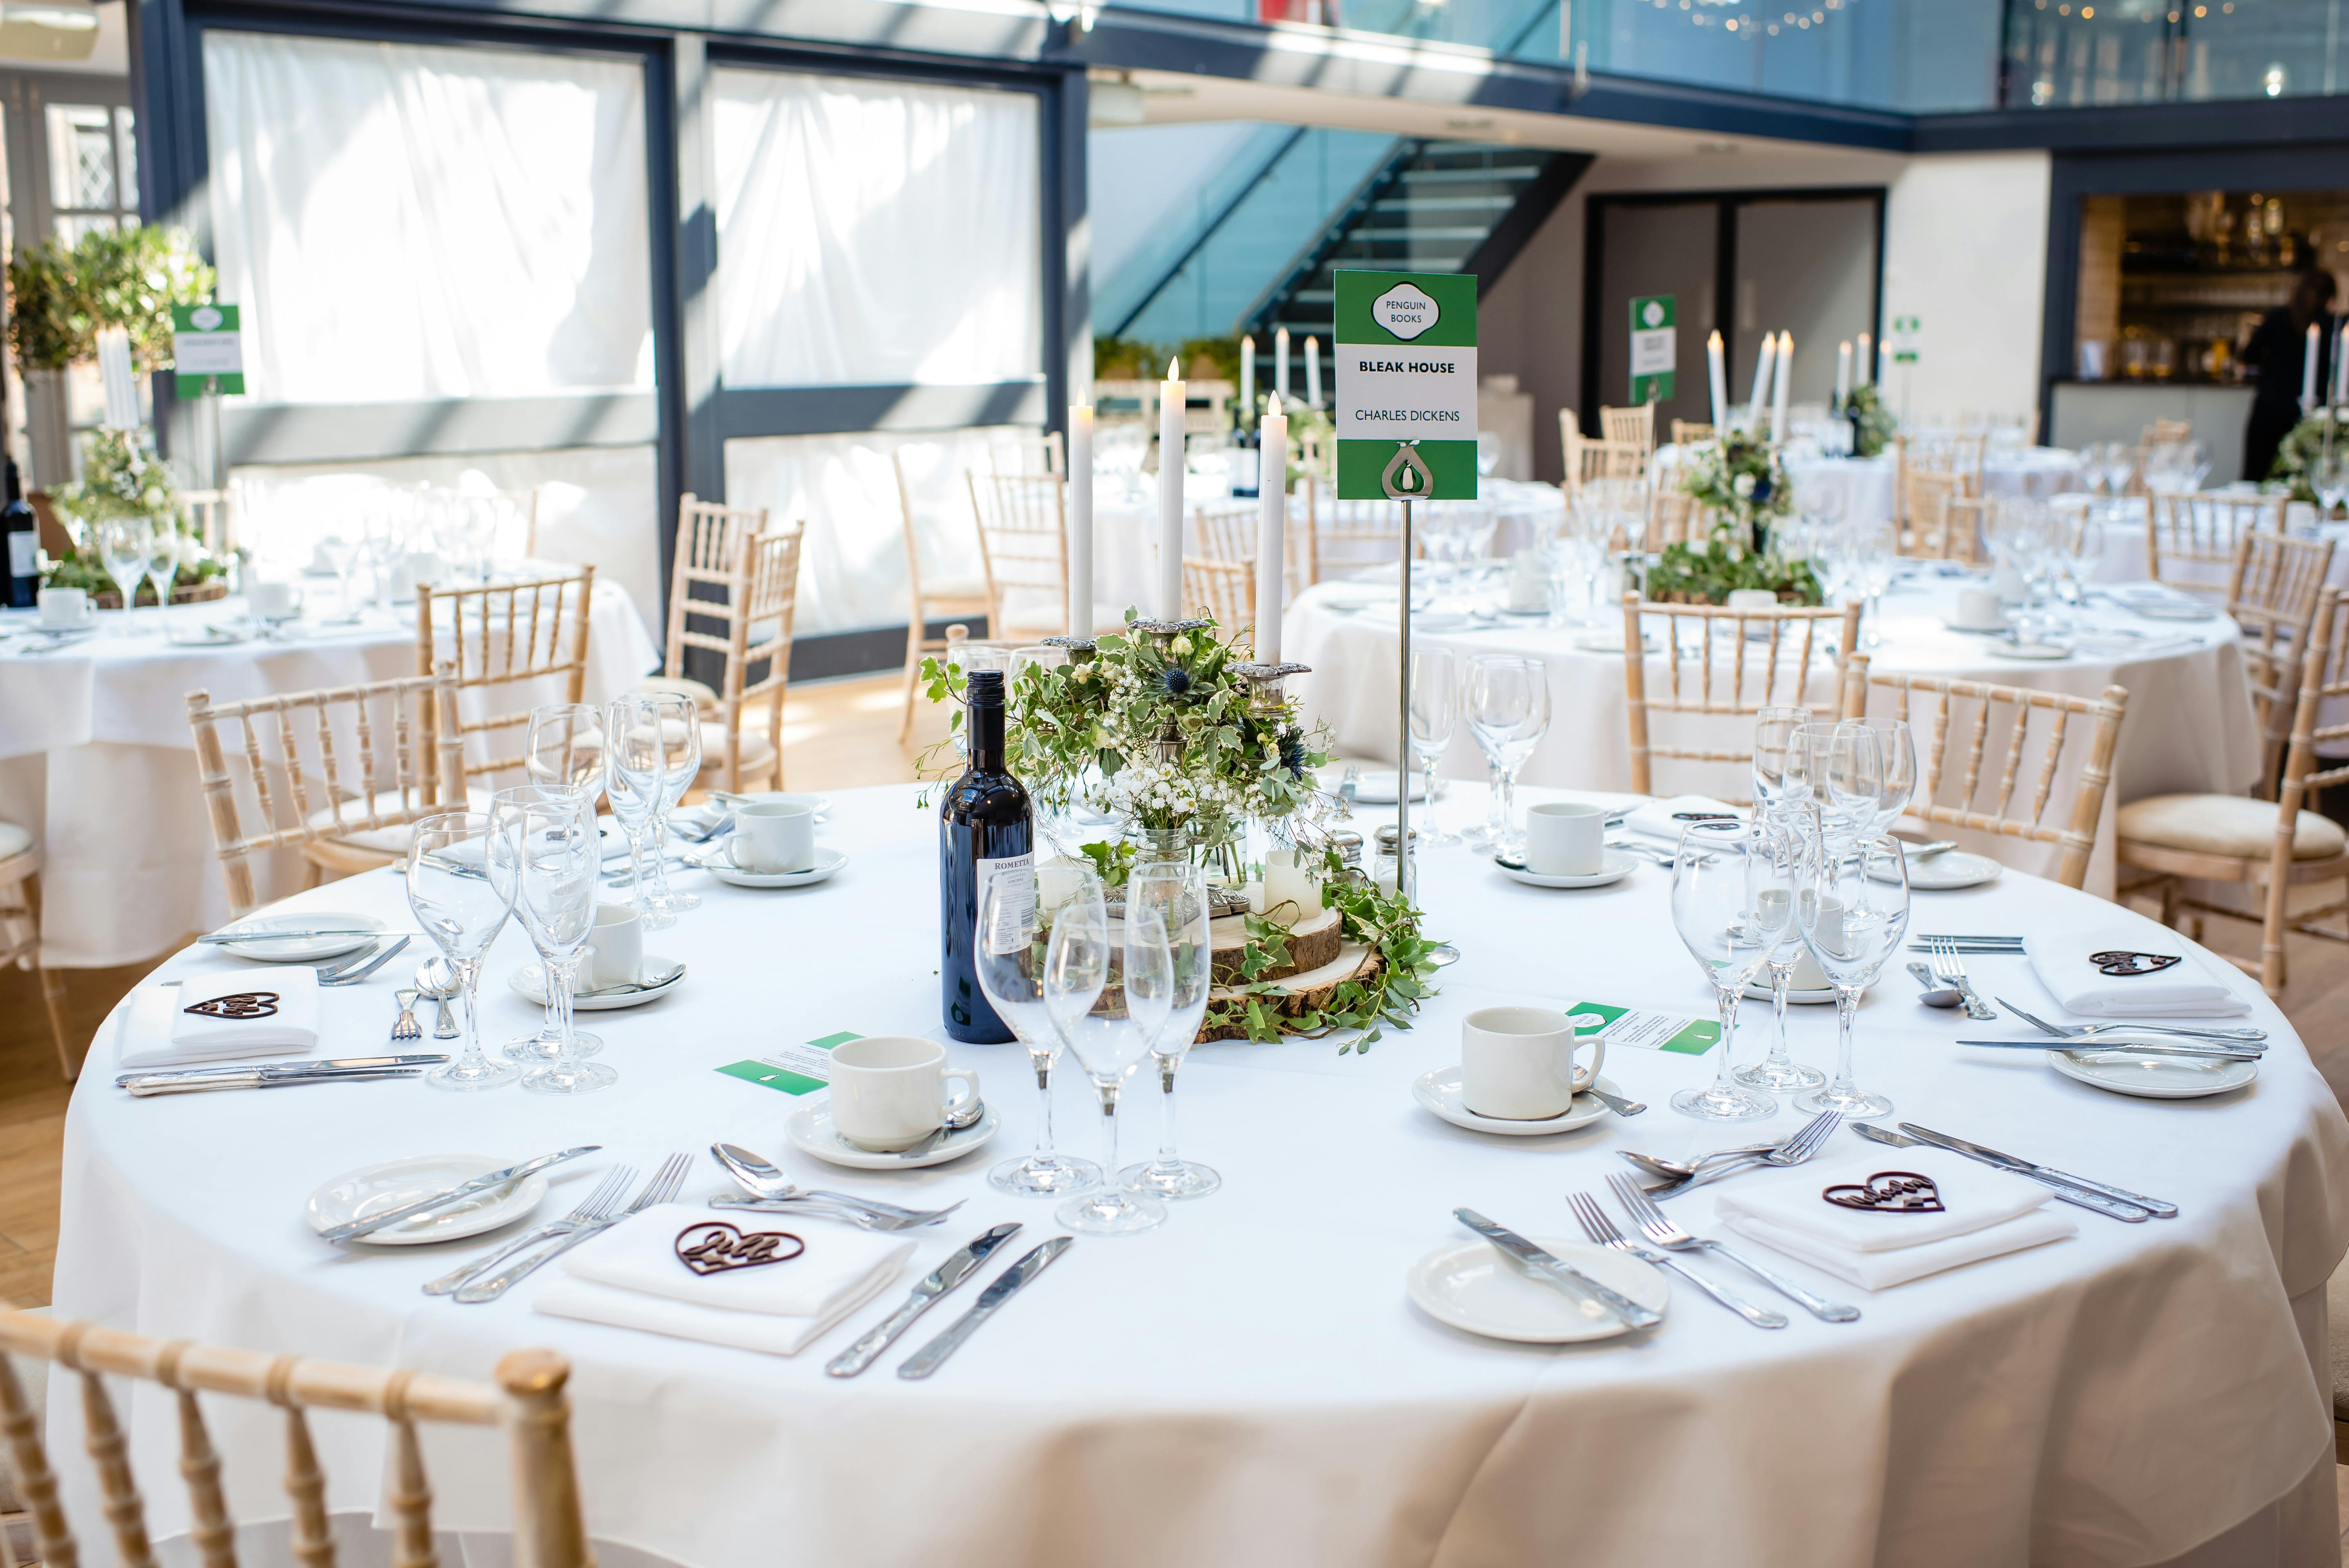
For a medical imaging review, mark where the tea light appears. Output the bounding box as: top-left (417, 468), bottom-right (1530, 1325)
top-left (1262, 849), bottom-right (1317, 924)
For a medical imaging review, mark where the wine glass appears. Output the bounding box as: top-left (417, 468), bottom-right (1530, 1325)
top-left (977, 860), bottom-right (1106, 1197)
top-left (314, 514), bottom-right (361, 624)
top-left (1794, 823), bottom-right (1911, 1118)
top-left (1734, 819), bottom-right (1829, 1093)
top-left (604, 694), bottom-right (684, 925)
top-left (1666, 819), bottom-right (1780, 1121)
top-left (489, 788), bottom-right (612, 1095)
top-left (1853, 717), bottom-right (1916, 836)
top-left (639, 701), bottom-right (705, 920)
top-left (2310, 453), bottom-right (2349, 522)
top-left (1751, 705), bottom-right (1814, 821)
top-left (96, 515), bottom-right (151, 633)
top-left (1789, 721), bottom-right (1882, 852)
top-left (144, 525), bottom-right (180, 627)
top-left (406, 811), bottom-right (517, 1091)
top-left (1464, 655), bottom-right (1550, 856)
top-left (1119, 859), bottom-right (1220, 1200)
top-left (1055, 900), bottom-right (1167, 1234)
top-left (1408, 645), bottom-right (1459, 844)
top-left (525, 703), bottom-right (608, 802)
top-left (1854, 519), bottom-right (1897, 648)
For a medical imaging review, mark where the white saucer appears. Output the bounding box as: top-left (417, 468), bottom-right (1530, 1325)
top-left (2130, 601), bottom-right (2217, 622)
top-left (1337, 770), bottom-right (1428, 804)
top-left (1412, 1067), bottom-right (1619, 1135)
top-left (1407, 1235), bottom-right (1668, 1343)
top-left (167, 623), bottom-right (253, 647)
top-left (1740, 980), bottom-right (1838, 1004)
top-left (214, 911), bottom-right (383, 962)
top-left (785, 1095), bottom-right (1002, 1169)
top-left (1494, 850), bottom-right (1637, 889)
top-left (1989, 641), bottom-right (2073, 661)
top-left (2047, 1046), bottom-right (2257, 1099)
top-left (1876, 850), bottom-right (2003, 890)
top-left (694, 792), bottom-right (834, 823)
top-left (701, 848), bottom-right (848, 889)
top-left (510, 958), bottom-right (685, 1009)
top-left (1571, 631), bottom-right (1661, 654)
top-left (305, 1153), bottom-right (547, 1246)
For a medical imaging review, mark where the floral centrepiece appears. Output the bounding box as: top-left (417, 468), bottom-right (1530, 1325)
top-left (1841, 385), bottom-right (1898, 460)
top-left (1657, 431), bottom-right (1820, 605)
top-left (2270, 408), bottom-right (2344, 506)
top-left (41, 425), bottom-right (220, 602)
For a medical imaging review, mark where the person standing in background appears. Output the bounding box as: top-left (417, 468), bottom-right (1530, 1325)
top-left (2241, 269), bottom-right (2337, 481)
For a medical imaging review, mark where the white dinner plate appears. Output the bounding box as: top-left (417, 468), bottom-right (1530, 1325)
top-left (697, 792), bottom-right (835, 822)
top-left (2047, 1046), bottom-right (2258, 1099)
top-left (1988, 641), bottom-right (2073, 661)
top-left (1407, 1235), bottom-right (1668, 1343)
top-left (1570, 630), bottom-right (1661, 654)
top-left (167, 623), bottom-right (253, 647)
top-left (1335, 769), bottom-right (1428, 804)
top-left (1740, 980), bottom-right (1838, 1004)
top-left (701, 848), bottom-right (848, 889)
top-left (2130, 601), bottom-right (2218, 622)
top-left (213, 911), bottom-right (383, 963)
top-left (1494, 850), bottom-right (1638, 890)
top-left (305, 1153), bottom-right (547, 1246)
top-left (785, 1095), bottom-right (1002, 1169)
top-left (1943, 617), bottom-right (2011, 635)
top-left (1412, 1067), bottom-right (1620, 1135)
top-left (1873, 850), bottom-right (2004, 891)
top-left (510, 957), bottom-right (685, 1010)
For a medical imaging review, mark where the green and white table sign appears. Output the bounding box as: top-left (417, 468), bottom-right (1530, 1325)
top-left (1889, 314), bottom-right (1921, 366)
top-left (1332, 269), bottom-right (1478, 501)
top-left (171, 303), bottom-right (244, 396)
top-left (1629, 294), bottom-right (1676, 403)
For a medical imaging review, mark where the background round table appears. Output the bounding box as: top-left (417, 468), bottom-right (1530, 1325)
top-left (0, 572), bottom-right (657, 966)
top-left (1663, 448), bottom-right (2083, 530)
top-left (48, 782), bottom-right (2347, 1568)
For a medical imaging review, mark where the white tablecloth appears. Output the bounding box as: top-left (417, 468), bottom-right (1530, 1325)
top-left (1764, 449), bottom-right (2083, 529)
top-left (46, 782), bottom-right (2349, 1568)
top-left (0, 574), bottom-right (658, 965)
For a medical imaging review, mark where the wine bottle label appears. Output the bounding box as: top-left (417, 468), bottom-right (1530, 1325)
top-left (7, 532), bottom-right (32, 577)
top-left (978, 852), bottom-right (1037, 953)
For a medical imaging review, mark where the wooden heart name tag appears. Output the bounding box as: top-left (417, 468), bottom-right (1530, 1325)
top-left (2089, 950), bottom-right (2183, 977)
top-left (675, 1221), bottom-right (805, 1276)
top-left (1823, 1171), bottom-right (1944, 1214)
top-left (183, 991), bottom-right (281, 1020)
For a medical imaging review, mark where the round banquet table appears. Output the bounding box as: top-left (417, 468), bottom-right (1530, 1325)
top-left (47, 781), bottom-right (2349, 1568)
top-left (0, 572), bottom-right (658, 967)
top-left (1662, 448), bottom-right (2082, 529)
top-left (1285, 569), bottom-right (2262, 896)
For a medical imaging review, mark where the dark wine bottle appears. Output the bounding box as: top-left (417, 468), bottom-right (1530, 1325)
top-left (3, 457), bottom-right (35, 610)
top-left (938, 669), bottom-right (1032, 1043)
top-left (1230, 398), bottom-right (1260, 500)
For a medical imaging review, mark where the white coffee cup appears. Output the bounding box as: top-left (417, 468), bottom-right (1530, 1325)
top-left (827, 1035), bottom-right (981, 1152)
top-left (1460, 1005), bottom-right (1605, 1120)
top-left (728, 800), bottom-right (816, 874)
top-left (1953, 588), bottom-right (2006, 631)
top-left (1523, 802), bottom-right (1607, 877)
top-left (248, 577), bottom-right (301, 622)
top-left (36, 587), bottom-right (87, 629)
top-left (1725, 587), bottom-right (1781, 613)
top-left (578, 903), bottom-right (642, 991)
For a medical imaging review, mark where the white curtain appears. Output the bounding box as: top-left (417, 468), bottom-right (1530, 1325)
top-left (724, 429), bottom-right (1030, 636)
top-left (203, 31), bottom-right (654, 403)
top-left (712, 69), bottom-right (1041, 389)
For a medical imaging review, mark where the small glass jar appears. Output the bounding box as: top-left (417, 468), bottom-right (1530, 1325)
top-left (1372, 825), bottom-right (1417, 900)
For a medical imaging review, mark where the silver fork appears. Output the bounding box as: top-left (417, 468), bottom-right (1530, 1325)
top-left (1992, 996), bottom-right (2266, 1046)
top-left (1607, 1173), bottom-right (1860, 1323)
top-left (318, 936), bottom-right (412, 986)
top-left (1567, 1190), bottom-right (1788, 1328)
top-left (390, 989), bottom-right (423, 1043)
top-left (453, 1153), bottom-right (690, 1304)
top-left (422, 1166), bottom-right (634, 1296)
top-left (1637, 1111), bottom-right (1842, 1196)
top-left (1930, 937), bottom-right (1997, 1021)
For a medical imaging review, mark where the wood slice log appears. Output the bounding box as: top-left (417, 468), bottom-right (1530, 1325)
top-left (90, 578), bottom-right (228, 610)
top-left (1208, 904), bottom-right (1340, 985)
top-left (1197, 940), bottom-right (1382, 1042)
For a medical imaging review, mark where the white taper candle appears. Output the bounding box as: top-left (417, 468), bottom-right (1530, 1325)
top-left (1835, 340), bottom-right (1852, 407)
top-left (1770, 331), bottom-right (1792, 442)
top-left (1855, 331), bottom-right (1872, 388)
top-left (1068, 403), bottom-right (1093, 638)
top-left (1707, 330), bottom-right (1728, 431)
top-left (1745, 332), bottom-right (1775, 430)
top-left (1276, 327), bottom-right (1291, 401)
top-left (1240, 336), bottom-right (1255, 417)
top-left (1159, 357), bottom-right (1185, 620)
top-left (1257, 409), bottom-right (1287, 662)
top-left (1305, 336), bottom-right (1321, 409)
top-left (2305, 324), bottom-right (2322, 408)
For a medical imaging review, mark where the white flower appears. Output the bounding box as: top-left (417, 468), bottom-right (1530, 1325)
top-left (1731, 473), bottom-right (1755, 499)
top-left (1688, 535), bottom-right (1711, 558)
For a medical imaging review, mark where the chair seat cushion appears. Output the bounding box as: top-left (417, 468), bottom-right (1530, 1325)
top-left (698, 726), bottom-right (777, 776)
top-left (305, 788), bottom-right (491, 853)
top-left (2117, 793), bottom-right (2348, 861)
top-left (920, 574), bottom-right (991, 604)
top-left (631, 676), bottom-right (719, 713)
top-left (0, 820), bottom-right (31, 862)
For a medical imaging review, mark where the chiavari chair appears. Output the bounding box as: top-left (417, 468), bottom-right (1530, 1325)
top-left (2146, 491), bottom-right (2286, 594)
top-left (639, 496), bottom-right (803, 793)
top-left (1182, 501), bottom-right (1258, 647)
top-left (966, 470), bottom-right (1068, 644)
top-left (2223, 531), bottom-right (2337, 795)
top-left (417, 568), bottom-right (595, 795)
top-left (1620, 593), bottom-right (1860, 800)
top-left (179, 489), bottom-right (236, 557)
top-left (0, 825), bottom-right (71, 1077)
top-left (894, 450), bottom-right (995, 740)
top-left (635, 494), bottom-right (769, 717)
top-left (1298, 478), bottom-right (1409, 584)
top-left (1900, 468), bottom-right (1988, 562)
top-left (1560, 412), bottom-right (1645, 494)
top-left (1598, 403), bottom-right (1657, 464)
top-left (1668, 420), bottom-right (1716, 447)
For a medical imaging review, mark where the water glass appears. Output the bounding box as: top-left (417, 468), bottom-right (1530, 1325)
top-left (642, 701), bottom-right (706, 920)
top-left (1464, 655), bottom-right (1550, 856)
top-left (1734, 820), bottom-right (1827, 1092)
top-left (1666, 820), bottom-right (1780, 1121)
top-left (1055, 902), bottom-right (1168, 1235)
top-left (1408, 645), bottom-right (1459, 844)
top-left (144, 527), bottom-right (180, 624)
top-left (96, 516), bottom-right (151, 632)
top-left (1795, 826), bottom-right (1912, 1119)
top-left (406, 812), bottom-right (517, 1092)
top-left (1751, 705), bottom-right (1814, 821)
top-left (1788, 721), bottom-right (1882, 850)
top-left (489, 789), bottom-right (612, 1095)
top-left (604, 693), bottom-right (696, 929)
top-left (1120, 860), bottom-right (1220, 1200)
top-left (978, 860), bottom-right (1106, 1197)
top-left (525, 704), bottom-right (609, 802)
top-left (1852, 717), bottom-right (1916, 834)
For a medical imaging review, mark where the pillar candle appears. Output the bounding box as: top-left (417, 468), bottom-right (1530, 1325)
top-left (1159, 358), bottom-right (1185, 620)
top-left (1707, 330), bottom-right (1728, 430)
top-left (1068, 403), bottom-right (1094, 638)
top-left (97, 327), bottom-right (139, 429)
top-left (2304, 324), bottom-right (2321, 408)
top-left (1305, 336), bottom-right (1321, 409)
top-left (1745, 332), bottom-right (1775, 430)
top-left (1257, 409), bottom-right (1287, 662)
top-left (1262, 848), bottom-right (1315, 923)
top-left (1240, 335), bottom-right (1255, 416)
top-left (1276, 327), bottom-right (1291, 401)
top-left (1855, 331), bottom-right (1872, 388)
top-left (1835, 340), bottom-right (1852, 407)
top-left (1770, 331), bottom-right (1792, 442)
top-left (1878, 339), bottom-right (1892, 388)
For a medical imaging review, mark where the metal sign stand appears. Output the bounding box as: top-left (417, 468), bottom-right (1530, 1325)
top-left (1383, 441), bottom-right (1433, 906)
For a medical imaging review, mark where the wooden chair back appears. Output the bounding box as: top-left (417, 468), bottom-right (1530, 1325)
top-left (2141, 417), bottom-right (2193, 447)
top-left (2225, 530), bottom-right (2338, 793)
top-left (1621, 593), bottom-right (1861, 798)
top-left (664, 497), bottom-right (804, 792)
top-left (1599, 403), bottom-right (1656, 460)
top-left (1560, 412), bottom-right (1646, 493)
top-left (967, 471), bottom-right (1068, 641)
top-left (1644, 490), bottom-right (1699, 552)
top-left (1900, 469), bottom-right (1987, 562)
top-left (893, 451), bottom-right (994, 740)
top-left (1838, 656), bottom-right (2128, 891)
top-left (987, 429), bottom-right (1065, 477)
top-left (2146, 492), bottom-right (2285, 592)
top-left (416, 568), bottom-right (595, 789)
top-left (0, 1308), bottom-right (589, 1568)
top-left (1182, 502), bottom-right (1258, 642)
top-left (185, 667), bottom-right (461, 918)
top-left (180, 489), bottom-right (234, 557)
top-left (1298, 478), bottom-right (1409, 583)
top-left (1668, 420), bottom-right (1715, 447)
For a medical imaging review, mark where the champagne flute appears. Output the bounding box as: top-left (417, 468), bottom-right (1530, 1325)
top-left (1408, 645), bottom-right (1459, 844)
top-left (505, 703), bottom-right (610, 1062)
top-left (1119, 860), bottom-right (1220, 1200)
top-left (977, 860), bottom-right (1106, 1197)
top-left (489, 788), bottom-right (612, 1095)
top-left (1789, 721), bottom-right (1881, 852)
top-left (604, 694), bottom-right (673, 923)
top-left (1054, 901), bottom-right (1166, 1234)
top-left (1733, 818), bottom-right (1827, 1092)
top-left (1795, 823), bottom-right (1912, 1119)
top-left (144, 525), bottom-right (180, 626)
top-left (1853, 717), bottom-right (1916, 838)
top-left (1667, 819), bottom-right (1780, 1121)
top-left (1750, 704), bottom-right (1814, 822)
top-left (97, 515), bottom-right (150, 633)
top-left (406, 811), bottom-right (517, 1092)
top-left (641, 700), bottom-right (705, 919)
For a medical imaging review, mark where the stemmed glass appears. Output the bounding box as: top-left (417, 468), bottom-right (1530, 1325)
top-left (489, 788), bottom-right (612, 1095)
top-left (1738, 706), bottom-right (1828, 1093)
top-left (406, 811), bottom-right (517, 1091)
top-left (144, 525), bottom-right (180, 627)
top-left (1750, 705), bottom-right (1813, 820)
top-left (315, 516), bottom-right (361, 624)
top-left (1789, 721), bottom-right (1882, 852)
top-left (1795, 823), bottom-right (1912, 1118)
top-left (1853, 718), bottom-right (1916, 837)
top-left (1054, 900), bottom-right (1168, 1234)
top-left (640, 703), bottom-right (705, 920)
top-left (1464, 655), bottom-right (1550, 856)
top-left (604, 694), bottom-right (683, 927)
top-left (96, 516), bottom-right (151, 633)
top-left (1854, 520), bottom-right (1897, 648)
top-left (1408, 645), bottom-right (1459, 844)
top-left (1119, 859), bottom-right (1220, 1200)
top-left (978, 859), bottom-right (1106, 1197)
top-left (2310, 453), bottom-right (2349, 523)
top-left (1667, 819), bottom-right (1781, 1121)
top-left (506, 703), bottom-right (609, 1062)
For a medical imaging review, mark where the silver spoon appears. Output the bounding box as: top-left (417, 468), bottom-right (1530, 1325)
top-left (1581, 1084), bottom-right (1646, 1117)
top-left (892, 1095), bottom-right (988, 1158)
top-left (414, 958), bottom-right (460, 1039)
top-left (1906, 960), bottom-right (1965, 1009)
top-left (708, 1142), bottom-right (958, 1223)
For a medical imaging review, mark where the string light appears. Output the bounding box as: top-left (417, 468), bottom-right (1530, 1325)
top-left (1665, 0), bottom-right (1867, 40)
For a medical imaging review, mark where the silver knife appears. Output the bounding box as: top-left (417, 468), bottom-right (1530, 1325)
top-left (116, 1054), bottom-right (450, 1088)
top-left (896, 1236), bottom-right (1073, 1379)
top-left (316, 1146), bottom-right (602, 1243)
top-left (1454, 1209), bottom-right (1663, 1329)
top-left (1898, 1122), bottom-right (2178, 1219)
top-left (198, 927), bottom-right (399, 943)
top-left (126, 1067), bottom-right (428, 1096)
top-left (1954, 1038), bottom-right (2262, 1061)
top-left (827, 1222), bottom-right (1024, 1378)
top-left (1849, 1121), bottom-right (2146, 1223)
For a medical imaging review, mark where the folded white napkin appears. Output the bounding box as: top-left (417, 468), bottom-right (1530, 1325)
top-left (1622, 795), bottom-right (1745, 846)
top-left (533, 1203), bottom-right (913, 1357)
top-left (1714, 1153), bottom-right (2076, 1290)
top-left (2024, 924), bottom-right (2252, 1018)
top-left (120, 970), bottom-right (322, 1069)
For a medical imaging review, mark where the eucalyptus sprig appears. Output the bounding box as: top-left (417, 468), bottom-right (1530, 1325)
top-left (1199, 847), bottom-right (1442, 1054)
